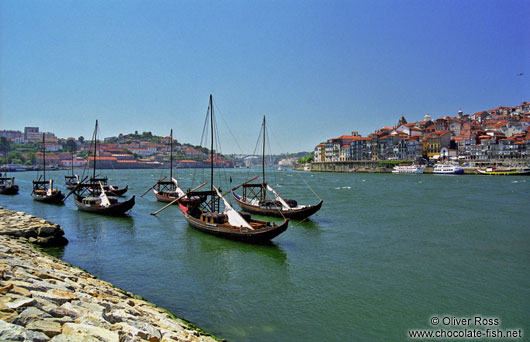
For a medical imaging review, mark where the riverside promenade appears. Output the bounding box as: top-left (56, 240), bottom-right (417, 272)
top-left (0, 206), bottom-right (220, 342)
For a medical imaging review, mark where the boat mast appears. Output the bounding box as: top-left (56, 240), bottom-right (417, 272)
top-left (170, 129), bottom-right (173, 180)
top-left (262, 116), bottom-right (266, 201)
top-left (71, 151), bottom-right (74, 176)
top-left (93, 120), bottom-right (98, 180)
top-left (42, 133), bottom-right (46, 182)
top-left (262, 116), bottom-right (266, 184)
top-left (209, 94), bottom-right (214, 194)
top-left (3, 143), bottom-right (7, 177)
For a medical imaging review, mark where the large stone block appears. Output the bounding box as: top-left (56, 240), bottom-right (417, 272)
top-left (62, 323), bottom-right (119, 342)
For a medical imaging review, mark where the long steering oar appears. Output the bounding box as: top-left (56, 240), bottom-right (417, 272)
top-left (150, 181), bottom-right (207, 216)
top-left (222, 176), bottom-right (259, 197)
top-left (140, 176), bottom-right (166, 198)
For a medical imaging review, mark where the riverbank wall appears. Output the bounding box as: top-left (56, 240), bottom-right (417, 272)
top-left (0, 206), bottom-right (220, 342)
top-left (293, 162), bottom-right (482, 174)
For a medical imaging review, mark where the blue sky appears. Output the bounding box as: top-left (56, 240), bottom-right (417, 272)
top-left (1, 0), bottom-right (528, 154)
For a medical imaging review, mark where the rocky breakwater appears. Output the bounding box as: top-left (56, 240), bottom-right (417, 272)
top-left (0, 207), bottom-right (68, 247)
top-left (0, 207), bottom-right (220, 342)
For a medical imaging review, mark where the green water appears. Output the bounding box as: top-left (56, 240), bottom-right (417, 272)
top-left (1, 169), bottom-right (528, 341)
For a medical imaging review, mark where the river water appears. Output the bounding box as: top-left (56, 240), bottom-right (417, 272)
top-left (1, 168), bottom-right (528, 341)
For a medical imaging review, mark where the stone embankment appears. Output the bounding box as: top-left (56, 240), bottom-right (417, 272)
top-left (0, 208), bottom-right (68, 247)
top-left (0, 206), bottom-right (220, 342)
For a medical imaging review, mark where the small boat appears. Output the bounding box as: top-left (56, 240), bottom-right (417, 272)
top-left (178, 95), bottom-right (289, 243)
top-left (65, 152), bottom-right (80, 190)
top-left (0, 175), bottom-right (19, 195)
top-left (392, 163), bottom-right (425, 174)
top-left (433, 162), bottom-right (464, 174)
top-left (477, 167), bottom-right (530, 176)
top-left (88, 177), bottom-right (128, 196)
top-left (73, 182), bottom-right (135, 216)
top-left (232, 116), bottom-right (323, 220)
top-left (0, 146), bottom-right (19, 195)
top-left (151, 129), bottom-right (188, 203)
top-left (65, 174), bottom-right (80, 190)
top-left (32, 134), bottom-right (64, 204)
top-left (68, 120), bottom-right (135, 215)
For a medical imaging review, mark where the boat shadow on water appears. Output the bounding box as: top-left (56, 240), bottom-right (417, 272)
top-left (183, 227), bottom-right (288, 264)
top-left (71, 211), bottom-right (136, 240)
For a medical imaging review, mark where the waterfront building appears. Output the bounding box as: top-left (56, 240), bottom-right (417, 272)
top-left (312, 101), bottom-right (529, 165)
top-left (425, 131), bottom-right (451, 158)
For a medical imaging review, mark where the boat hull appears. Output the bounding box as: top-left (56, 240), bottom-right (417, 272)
top-left (392, 166), bottom-right (424, 174)
top-left (477, 168), bottom-right (530, 176)
top-left (32, 191), bottom-right (65, 204)
top-left (179, 203), bottom-right (289, 243)
top-left (73, 195), bottom-right (135, 216)
top-left (154, 191), bottom-right (179, 203)
top-left (232, 193), bottom-right (323, 220)
top-left (0, 185), bottom-right (19, 195)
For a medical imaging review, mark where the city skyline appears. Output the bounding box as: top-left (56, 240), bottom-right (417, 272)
top-left (1, 0), bottom-right (528, 154)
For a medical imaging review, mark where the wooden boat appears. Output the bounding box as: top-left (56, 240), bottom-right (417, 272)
top-left (73, 183), bottom-right (135, 216)
top-left (178, 95), bottom-right (289, 243)
top-left (88, 177), bottom-right (128, 196)
top-left (0, 176), bottom-right (19, 195)
top-left (65, 152), bottom-right (80, 190)
top-left (179, 187), bottom-right (288, 243)
top-left (231, 116), bottom-right (323, 220)
top-left (152, 129), bottom-right (187, 203)
top-left (68, 120), bottom-right (135, 215)
top-left (32, 134), bottom-right (64, 204)
top-left (0, 145), bottom-right (19, 195)
top-left (477, 167), bottom-right (530, 176)
top-left (65, 174), bottom-right (79, 190)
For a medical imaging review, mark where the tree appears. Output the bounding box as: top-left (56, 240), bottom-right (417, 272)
top-left (65, 139), bottom-right (77, 152)
top-left (78, 136), bottom-right (85, 143)
top-left (0, 137), bottom-right (9, 154)
top-left (297, 153), bottom-right (314, 164)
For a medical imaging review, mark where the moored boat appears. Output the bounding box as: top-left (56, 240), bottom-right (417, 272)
top-left (178, 95), bottom-right (289, 243)
top-left (0, 176), bottom-right (19, 195)
top-left (67, 120), bottom-right (135, 215)
top-left (477, 167), bottom-right (530, 176)
top-left (392, 163), bottom-right (425, 174)
top-left (73, 185), bottom-right (135, 216)
top-left (232, 116), bottom-right (323, 220)
top-left (32, 134), bottom-right (64, 204)
top-left (65, 152), bottom-right (80, 190)
top-left (433, 162), bottom-right (464, 174)
top-left (0, 145), bottom-right (19, 195)
top-left (151, 129), bottom-right (189, 204)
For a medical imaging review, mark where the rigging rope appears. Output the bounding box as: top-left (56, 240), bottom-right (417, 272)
top-left (269, 127), bottom-right (321, 201)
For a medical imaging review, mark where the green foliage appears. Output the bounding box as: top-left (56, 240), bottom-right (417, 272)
top-left (297, 153), bottom-right (314, 164)
top-left (378, 160), bottom-right (409, 165)
top-left (64, 139), bottom-right (77, 152)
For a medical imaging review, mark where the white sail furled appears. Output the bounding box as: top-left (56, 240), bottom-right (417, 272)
top-left (172, 178), bottom-right (186, 197)
top-left (266, 184), bottom-right (291, 210)
top-left (46, 180), bottom-right (53, 196)
top-left (213, 186), bottom-right (253, 230)
top-left (99, 182), bottom-right (111, 207)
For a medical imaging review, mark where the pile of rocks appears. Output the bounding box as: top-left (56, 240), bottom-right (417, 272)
top-left (0, 207), bottom-right (221, 342)
top-left (0, 207), bottom-right (67, 246)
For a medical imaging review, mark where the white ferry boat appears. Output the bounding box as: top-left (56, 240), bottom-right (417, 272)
top-left (433, 162), bottom-right (464, 174)
top-left (392, 164), bottom-right (425, 174)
